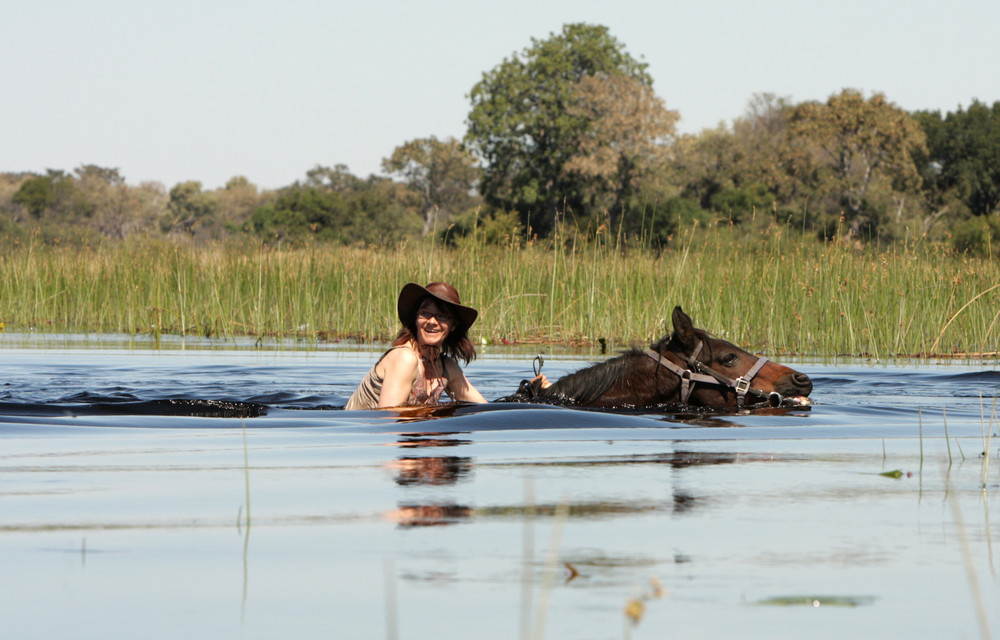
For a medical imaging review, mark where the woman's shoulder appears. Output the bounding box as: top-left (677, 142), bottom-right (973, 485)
top-left (382, 344), bottom-right (418, 365)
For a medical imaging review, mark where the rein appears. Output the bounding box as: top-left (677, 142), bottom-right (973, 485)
top-left (644, 341), bottom-right (777, 409)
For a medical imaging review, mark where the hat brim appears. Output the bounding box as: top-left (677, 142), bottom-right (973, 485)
top-left (397, 283), bottom-right (478, 330)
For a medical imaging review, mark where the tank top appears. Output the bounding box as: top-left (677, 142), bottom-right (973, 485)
top-left (345, 346), bottom-right (448, 410)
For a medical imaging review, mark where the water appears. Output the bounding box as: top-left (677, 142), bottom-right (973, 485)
top-left (2, 338), bottom-right (999, 639)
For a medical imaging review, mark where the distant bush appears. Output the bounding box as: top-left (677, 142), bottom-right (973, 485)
top-left (709, 183), bottom-right (775, 223)
top-left (443, 208), bottom-right (523, 247)
top-left (632, 197), bottom-right (711, 248)
top-left (951, 215), bottom-right (1000, 256)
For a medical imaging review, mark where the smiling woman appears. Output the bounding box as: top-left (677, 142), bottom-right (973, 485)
top-left (345, 282), bottom-right (487, 409)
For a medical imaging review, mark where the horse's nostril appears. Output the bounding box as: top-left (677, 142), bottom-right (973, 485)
top-left (792, 373), bottom-right (812, 391)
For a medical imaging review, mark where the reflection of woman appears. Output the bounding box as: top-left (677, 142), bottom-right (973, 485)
top-left (392, 456), bottom-right (472, 486)
top-left (345, 282), bottom-right (487, 409)
top-left (387, 504), bottom-right (473, 528)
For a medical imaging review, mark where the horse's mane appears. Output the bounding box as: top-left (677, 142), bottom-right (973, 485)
top-left (544, 327), bottom-right (713, 405)
top-left (543, 350), bottom-right (639, 405)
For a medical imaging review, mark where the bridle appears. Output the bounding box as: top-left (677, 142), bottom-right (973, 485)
top-left (645, 341), bottom-right (779, 409)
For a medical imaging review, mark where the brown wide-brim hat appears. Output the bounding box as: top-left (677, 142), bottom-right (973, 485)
top-left (397, 282), bottom-right (478, 331)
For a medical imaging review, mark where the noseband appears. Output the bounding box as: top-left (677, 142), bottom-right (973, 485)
top-left (645, 341), bottom-right (776, 409)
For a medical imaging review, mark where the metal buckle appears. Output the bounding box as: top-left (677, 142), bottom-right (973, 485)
top-left (734, 376), bottom-right (751, 396)
top-left (680, 370), bottom-right (693, 405)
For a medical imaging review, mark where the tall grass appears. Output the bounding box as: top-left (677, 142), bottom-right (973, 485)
top-left (2, 224), bottom-right (999, 357)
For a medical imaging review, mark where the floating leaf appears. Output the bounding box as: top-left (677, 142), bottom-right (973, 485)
top-left (880, 469), bottom-right (904, 479)
top-left (757, 595), bottom-right (876, 607)
top-left (624, 598), bottom-right (645, 624)
top-left (564, 562), bottom-right (579, 583)
top-left (648, 576), bottom-right (666, 599)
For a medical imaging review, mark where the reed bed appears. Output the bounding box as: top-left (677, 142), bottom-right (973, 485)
top-left (2, 224), bottom-right (999, 358)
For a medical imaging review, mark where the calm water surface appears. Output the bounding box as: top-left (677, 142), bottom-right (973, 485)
top-left (1, 336), bottom-right (999, 639)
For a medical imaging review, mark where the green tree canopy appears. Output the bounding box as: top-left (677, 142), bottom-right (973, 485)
top-left (12, 176), bottom-right (57, 218)
top-left (251, 186), bottom-right (349, 240)
top-left (786, 89), bottom-right (926, 239)
top-left (382, 137), bottom-right (479, 236)
top-left (11, 170), bottom-right (73, 219)
top-left (304, 164), bottom-right (366, 193)
top-left (916, 100), bottom-right (1000, 218)
top-left (465, 23), bottom-right (652, 236)
top-left (564, 73), bottom-right (679, 231)
top-left (250, 171), bottom-right (422, 245)
top-left (74, 165), bottom-right (125, 186)
top-left (165, 181), bottom-right (220, 235)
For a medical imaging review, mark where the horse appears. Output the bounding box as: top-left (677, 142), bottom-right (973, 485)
top-left (498, 306), bottom-right (812, 411)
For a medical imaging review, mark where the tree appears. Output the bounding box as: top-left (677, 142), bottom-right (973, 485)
top-left (916, 100), bottom-right (1000, 218)
top-left (0, 173), bottom-right (30, 224)
top-left (165, 181), bottom-right (219, 235)
top-left (11, 170), bottom-right (73, 219)
top-left (71, 165), bottom-right (123, 220)
top-left (304, 164), bottom-right (365, 193)
top-left (672, 127), bottom-right (741, 212)
top-left (345, 178), bottom-right (423, 246)
top-left (71, 165), bottom-right (137, 238)
top-left (74, 164), bottom-right (125, 186)
top-left (251, 186), bottom-right (349, 240)
top-left (216, 176), bottom-right (264, 232)
top-left (786, 89), bottom-right (926, 239)
top-left (250, 169), bottom-right (422, 245)
top-left (563, 73), bottom-right (679, 230)
top-left (11, 176), bottom-right (56, 218)
top-left (382, 137), bottom-right (479, 236)
top-left (729, 93), bottom-right (803, 205)
top-left (709, 183), bottom-right (775, 223)
top-left (671, 95), bottom-right (802, 220)
top-left (5, 167), bottom-right (163, 240)
top-left (465, 23), bottom-right (652, 236)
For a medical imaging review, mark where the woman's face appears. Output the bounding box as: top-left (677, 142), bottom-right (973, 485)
top-left (415, 299), bottom-right (453, 348)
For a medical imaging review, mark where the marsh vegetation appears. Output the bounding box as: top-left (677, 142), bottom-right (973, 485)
top-left (3, 219), bottom-right (998, 358)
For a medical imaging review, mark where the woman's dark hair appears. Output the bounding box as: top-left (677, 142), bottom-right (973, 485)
top-left (392, 296), bottom-right (477, 364)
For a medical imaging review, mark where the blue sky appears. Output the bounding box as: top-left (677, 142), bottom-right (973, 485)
top-left (2, 0), bottom-right (996, 191)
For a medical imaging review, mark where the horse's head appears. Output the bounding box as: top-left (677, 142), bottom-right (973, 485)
top-left (657, 306), bottom-right (812, 409)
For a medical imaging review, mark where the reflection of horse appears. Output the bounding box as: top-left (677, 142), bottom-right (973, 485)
top-left (499, 306), bottom-right (813, 411)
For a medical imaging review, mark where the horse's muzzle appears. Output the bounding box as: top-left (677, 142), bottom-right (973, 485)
top-left (775, 372), bottom-right (813, 400)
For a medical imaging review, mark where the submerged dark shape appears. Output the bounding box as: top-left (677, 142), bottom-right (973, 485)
top-left (497, 306), bottom-right (813, 411)
top-left (0, 398), bottom-right (267, 419)
top-left (96, 398), bottom-right (268, 418)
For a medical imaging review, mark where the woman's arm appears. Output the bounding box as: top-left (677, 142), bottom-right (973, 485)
top-left (376, 347), bottom-right (419, 408)
top-left (444, 358), bottom-right (487, 403)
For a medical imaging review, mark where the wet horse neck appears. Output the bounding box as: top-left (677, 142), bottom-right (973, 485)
top-left (544, 350), bottom-right (681, 408)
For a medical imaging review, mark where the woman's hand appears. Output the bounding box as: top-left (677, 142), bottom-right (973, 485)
top-left (444, 358), bottom-right (487, 403)
top-left (531, 373), bottom-right (552, 389)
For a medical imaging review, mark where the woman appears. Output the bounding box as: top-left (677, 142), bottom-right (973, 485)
top-left (345, 281), bottom-right (487, 409)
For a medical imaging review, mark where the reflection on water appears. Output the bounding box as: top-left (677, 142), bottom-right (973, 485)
top-left (388, 504), bottom-right (475, 528)
top-left (391, 456), bottom-right (474, 486)
top-left (0, 345), bottom-right (998, 639)
top-left (395, 433), bottom-right (474, 448)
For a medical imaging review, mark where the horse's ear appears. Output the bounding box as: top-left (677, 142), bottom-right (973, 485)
top-left (671, 306), bottom-right (697, 351)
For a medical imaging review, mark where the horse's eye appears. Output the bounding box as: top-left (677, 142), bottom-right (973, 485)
top-left (722, 353), bottom-right (739, 367)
